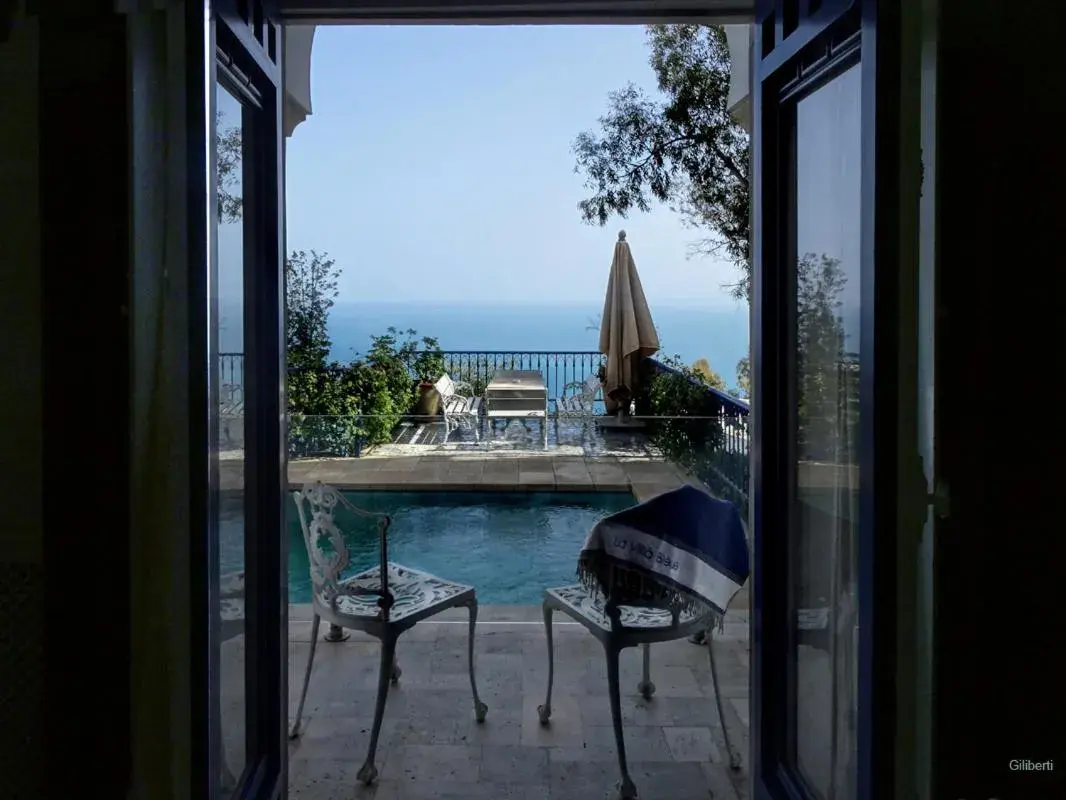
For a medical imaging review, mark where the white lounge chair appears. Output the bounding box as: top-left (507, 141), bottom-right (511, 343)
top-left (552, 374), bottom-right (599, 442)
top-left (435, 373), bottom-right (482, 442)
top-left (289, 482), bottom-right (487, 785)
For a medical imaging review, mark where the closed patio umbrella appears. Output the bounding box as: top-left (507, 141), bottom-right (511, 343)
top-left (599, 231), bottom-right (660, 417)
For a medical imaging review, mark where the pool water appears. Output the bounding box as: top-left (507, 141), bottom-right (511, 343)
top-left (221, 491), bottom-right (635, 604)
top-left (285, 491), bottom-right (633, 604)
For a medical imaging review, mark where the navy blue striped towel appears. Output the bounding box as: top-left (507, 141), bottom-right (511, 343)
top-left (577, 485), bottom-right (750, 623)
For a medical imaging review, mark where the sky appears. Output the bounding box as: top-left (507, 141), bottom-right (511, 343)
top-left (275, 25), bottom-right (743, 308)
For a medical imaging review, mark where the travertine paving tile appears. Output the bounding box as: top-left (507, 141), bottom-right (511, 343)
top-left (286, 608), bottom-right (749, 800)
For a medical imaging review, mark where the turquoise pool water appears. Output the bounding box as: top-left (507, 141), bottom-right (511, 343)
top-left (224, 491), bottom-right (634, 605)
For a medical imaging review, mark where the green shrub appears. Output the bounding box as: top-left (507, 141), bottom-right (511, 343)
top-left (410, 335), bottom-right (445, 383)
top-left (287, 365), bottom-right (365, 457)
top-left (637, 354), bottom-right (725, 473)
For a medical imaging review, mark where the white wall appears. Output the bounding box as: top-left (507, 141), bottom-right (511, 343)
top-left (725, 24), bottom-right (752, 131)
top-left (284, 24), bottom-right (316, 137)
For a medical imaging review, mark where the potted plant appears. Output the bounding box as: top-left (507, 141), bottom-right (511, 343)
top-left (409, 335), bottom-right (445, 418)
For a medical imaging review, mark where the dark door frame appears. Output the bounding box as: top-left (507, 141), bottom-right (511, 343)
top-left (750, 1), bottom-right (900, 798)
top-left (202, 4), bottom-right (288, 799)
top-left (198, 2), bottom-right (903, 800)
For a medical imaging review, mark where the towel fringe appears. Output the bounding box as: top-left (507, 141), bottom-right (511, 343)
top-left (576, 558), bottom-right (720, 629)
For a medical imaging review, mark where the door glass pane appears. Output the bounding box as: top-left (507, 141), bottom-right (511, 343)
top-left (790, 63), bottom-right (862, 800)
top-left (216, 82), bottom-right (246, 795)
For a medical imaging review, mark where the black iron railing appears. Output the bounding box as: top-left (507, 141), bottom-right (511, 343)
top-left (643, 358), bottom-right (750, 515)
top-left (220, 352), bottom-right (244, 395)
top-left (221, 350), bottom-right (606, 408)
top-left (218, 350), bottom-right (751, 510)
top-left (438, 351), bottom-right (605, 411)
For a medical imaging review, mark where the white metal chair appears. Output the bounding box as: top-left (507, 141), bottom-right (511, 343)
top-left (537, 585), bottom-right (741, 800)
top-left (219, 383), bottom-right (244, 450)
top-left (434, 373), bottom-right (482, 442)
top-left (289, 482), bottom-right (488, 785)
top-left (552, 374), bottom-right (599, 442)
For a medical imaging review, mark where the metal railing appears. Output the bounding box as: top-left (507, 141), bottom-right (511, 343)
top-left (218, 350), bottom-right (750, 511)
top-left (438, 351), bottom-right (605, 411)
top-left (642, 358), bottom-right (751, 515)
top-left (221, 350), bottom-right (606, 408)
top-left (220, 352), bottom-right (244, 395)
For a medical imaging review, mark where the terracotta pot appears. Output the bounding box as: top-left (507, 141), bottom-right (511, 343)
top-left (413, 382), bottom-right (440, 417)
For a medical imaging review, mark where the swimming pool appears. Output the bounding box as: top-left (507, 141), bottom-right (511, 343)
top-left (222, 491), bottom-right (635, 605)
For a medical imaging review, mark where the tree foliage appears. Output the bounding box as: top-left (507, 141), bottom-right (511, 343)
top-left (573, 25), bottom-right (751, 300)
top-left (286, 250), bottom-right (341, 372)
top-left (216, 110), bottom-right (244, 224)
top-left (795, 252), bottom-right (857, 460)
top-left (691, 358), bottom-right (727, 390)
top-left (283, 251), bottom-right (364, 456)
top-left (734, 355), bottom-right (751, 399)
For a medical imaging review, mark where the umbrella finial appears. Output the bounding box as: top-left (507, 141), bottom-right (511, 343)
top-left (618, 230), bottom-right (627, 242)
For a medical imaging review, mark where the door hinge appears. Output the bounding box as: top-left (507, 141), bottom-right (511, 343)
top-left (928, 478), bottom-right (950, 519)
top-left (915, 452), bottom-right (949, 525)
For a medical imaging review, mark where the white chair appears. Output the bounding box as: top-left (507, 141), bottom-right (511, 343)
top-left (289, 482), bottom-right (488, 785)
top-left (434, 373), bottom-right (482, 442)
top-left (552, 374), bottom-right (599, 442)
top-left (537, 585), bottom-right (741, 800)
top-left (219, 383), bottom-right (244, 450)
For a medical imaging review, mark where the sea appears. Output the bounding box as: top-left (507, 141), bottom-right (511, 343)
top-left (326, 301), bottom-right (749, 387)
top-left (220, 300), bottom-right (750, 387)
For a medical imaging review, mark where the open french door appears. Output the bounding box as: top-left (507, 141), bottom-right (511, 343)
top-left (750, 1), bottom-right (900, 799)
top-left (204, 2), bottom-right (288, 798)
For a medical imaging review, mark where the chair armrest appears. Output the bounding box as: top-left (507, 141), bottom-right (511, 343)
top-left (443, 393), bottom-right (476, 415)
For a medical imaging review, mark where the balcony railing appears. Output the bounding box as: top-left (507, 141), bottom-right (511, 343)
top-left (642, 357), bottom-right (750, 513)
top-left (218, 350), bottom-right (750, 511)
top-left (437, 351), bottom-right (605, 412)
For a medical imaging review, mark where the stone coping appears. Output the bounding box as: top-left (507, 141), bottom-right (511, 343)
top-left (222, 453), bottom-right (703, 500)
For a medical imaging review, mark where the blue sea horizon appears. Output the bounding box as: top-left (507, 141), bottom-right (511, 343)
top-left (220, 299), bottom-right (750, 387)
top-left (326, 300), bottom-right (750, 387)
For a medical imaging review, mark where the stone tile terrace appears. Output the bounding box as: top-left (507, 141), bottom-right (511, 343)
top-left (285, 605), bottom-right (750, 800)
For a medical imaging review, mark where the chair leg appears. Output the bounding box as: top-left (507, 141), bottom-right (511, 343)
top-left (637, 643), bottom-right (656, 698)
top-left (390, 654), bottom-right (402, 684)
top-left (605, 642), bottom-right (638, 800)
top-left (324, 623), bottom-right (349, 642)
top-left (357, 633), bottom-right (397, 785)
top-left (706, 628), bottom-right (742, 771)
top-left (536, 603), bottom-right (555, 723)
top-left (464, 598), bottom-right (488, 722)
top-left (289, 613), bottom-right (321, 739)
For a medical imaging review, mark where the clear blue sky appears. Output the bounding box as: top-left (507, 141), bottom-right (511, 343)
top-left (279, 25), bottom-right (743, 308)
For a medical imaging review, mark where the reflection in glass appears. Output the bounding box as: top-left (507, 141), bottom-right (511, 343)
top-left (215, 82), bottom-right (246, 796)
top-left (790, 64), bottom-right (862, 799)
